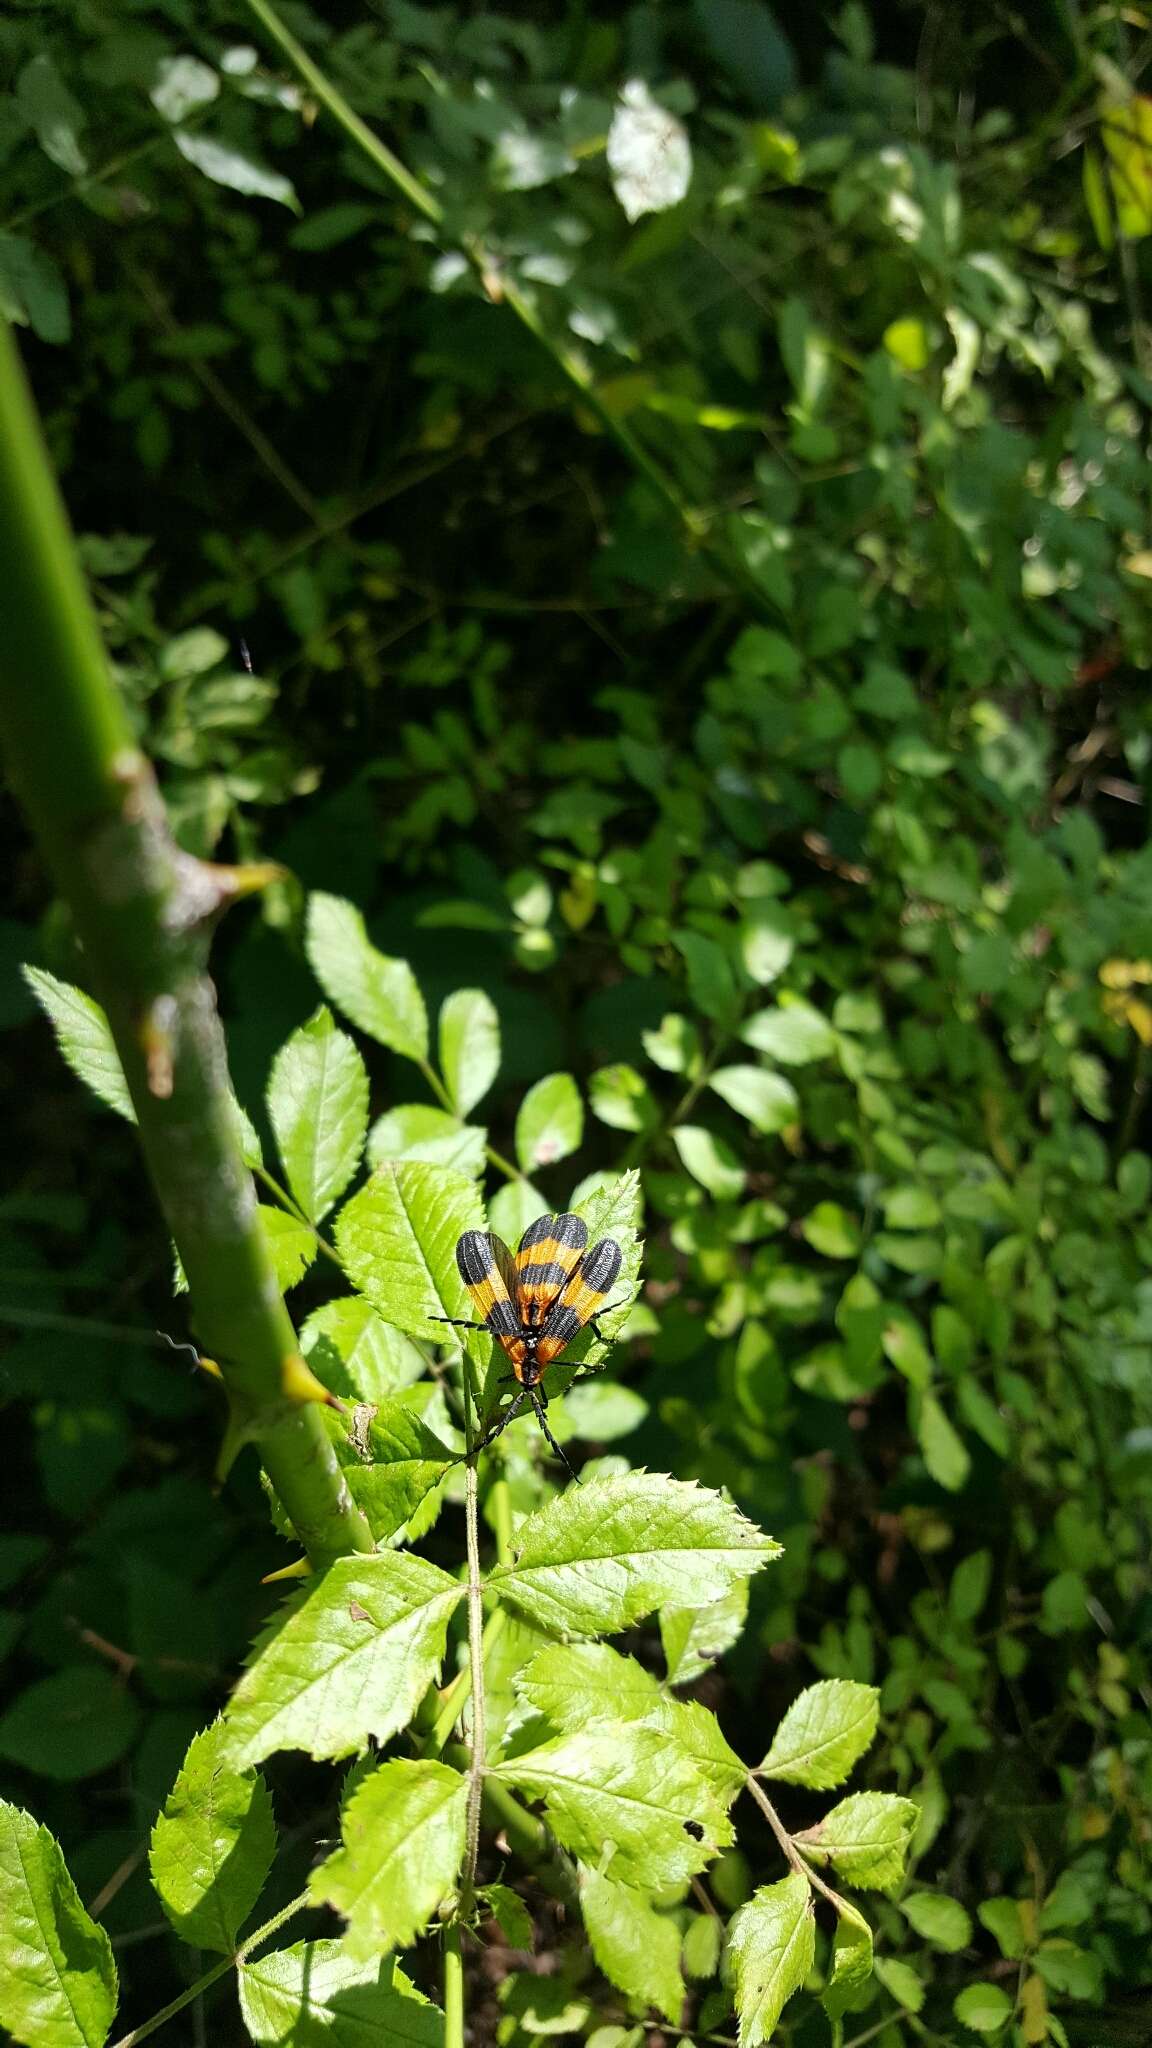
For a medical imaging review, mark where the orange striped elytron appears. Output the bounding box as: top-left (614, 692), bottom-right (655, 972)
top-left (433, 1211), bottom-right (624, 1481)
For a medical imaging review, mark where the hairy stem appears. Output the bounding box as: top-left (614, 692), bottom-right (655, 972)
top-left (0, 317), bottom-right (373, 1565)
top-left (107, 1888), bottom-right (310, 2048)
top-left (743, 1774), bottom-right (847, 1912)
top-left (460, 1353), bottom-right (487, 1914)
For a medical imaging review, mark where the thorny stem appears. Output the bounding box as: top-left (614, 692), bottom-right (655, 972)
top-left (0, 317), bottom-right (373, 1565)
top-left (743, 1773), bottom-right (848, 1914)
top-left (106, 1889), bottom-right (310, 2048)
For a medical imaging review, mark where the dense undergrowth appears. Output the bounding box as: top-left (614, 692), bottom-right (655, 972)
top-left (2, 4), bottom-right (1151, 2046)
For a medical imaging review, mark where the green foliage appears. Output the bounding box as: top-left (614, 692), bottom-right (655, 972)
top-left (266, 1006), bottom-right (368, 1221)
top-left (5, 1), bottom-right (1152, 2042)
top-left (488, 1474), bottom-right (779, 1636)
top-left (238, 1942), bottom-right (442, 2048)
top-left (310, 1760), bottom-right (469, 1959)
top-left (728, 1873), bottom-right (816, 2048)
top-left (758, 1678), bottom-right (879, 1790)
top-left (221, 1554), bottom-right (464, 1765)
top-left (0, 1803), bottom-right (117, 2048)
top-left (148, 1721), bottom-right (276, 1953)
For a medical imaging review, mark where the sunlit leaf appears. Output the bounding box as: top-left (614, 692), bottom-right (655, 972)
top-left (221, 1553), bottom-right (463, 1765)
top-left (0, 1801), bottom-right (117, 2048)
top-left (268, 1006), bottom-right (368, 1220)
top-left (729, 1871), bottom-right (815, 2047)
top-left (149, 1720), bottom-right (275, 1953)
top-left (311, 1759), bottom-right (468, 1957)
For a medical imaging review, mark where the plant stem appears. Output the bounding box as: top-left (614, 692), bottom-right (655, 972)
top-left (0, 316), bottom-right (373, 1566)
top-left (251, 1160), bottom-right (343, 1267)
top-left (426, 1605), bottom-right (508, 1756)
top-left (442, 1919), bottom-right (465, 2048)
top-left (107, 1888), bottom-right (310, 2048)
top-left (743, 1774), bottom-right (847, 1912)
top-left (460, 1354), bottom-right (487, 1916)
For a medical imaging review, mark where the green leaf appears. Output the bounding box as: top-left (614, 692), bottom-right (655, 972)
top-left (239, 1939), bottom-right (443, 2048)
top-left (917, 1393), bottom-right (971, 1491)
top-left (740, 1002), bottom-right (835, 1064)
top-left (672, 1125), bottom-right (746, 1199)
top-left (0, 232), bottom-right (70, 344)
top-left (739, 907), bottom-right (795, 987)
top-left (487, 1177), bottom-right (550, 1245)
top-left (23, 968), bottom-right (135, 1121)
top-left (569, 1168), bottom-right (645, 1361)
top-left (800, 1204), bottom-right (861, 1260)
top-left (589, 1063), bottom-right (656, 1133)
top-left (335, 1161), bottom-right (486, 1354)
top-left (497, 1724), bottom-right (732, 1888)
top-left (368, 1104), bottom-right (486, 1177)
top-left (259, 1206), bottom-right (316, 1293)
top-left (489, 1473), bottom-right (780, 1638)
top-left (150, 55), bottom-right (219, 122)
top-left (977, 1897), bottom-right (1026, 1959)
top-left (728, 1871), bottom-right (815, 2047)
top-left (643, 1012), bottom-right (701, 1075)
top-left (881, 1315), bottom-right (932, 1389)
top-left (794, 1792), bottom-right (919, 1892)
top-left (900, 1892), bottom-right (972, 1952)
top-left (0, 1667), bottom-right (140, 1782)
top-left (517, 1643), bottom-right (743, 1798)
top-left (953, 1982), bottom-right (1013, 2033)
top-left (673, 930), bottom-right (739, 1022)
top-left (824, 1899), bottom-right (874, 2018)
top-left (949, 1549), bottom-right (992, 1625)
top-left (607, 80), bottom-right (691, 221)
top-left (174, 130), bottom-right (298, 210)
top-left (563, 1380), bottom-right (648, 1441)
top-left (301, 1297), bottom-right (426, 1402)
top-left (760, 1679), bottom-right (879, 1790)
top-left (519, 1641), bottom-right (662, 1727)
top-left (956, 1377), bottom-right (1009, 1458)
top-left (148, 1720), bottom-right (275, 1953)
top-left (660, 1580), bottom-right (749, 1687)
top-left (482, 1884), bottom-right (534, 1950)
top-left (339, 1399), bottom-right (455, 1543)
top-left (16, 56), bottom-right (87, 175)
top-left (515, 1073), bottom-right (583, 1172)
top-left (221, 1553), bottom-right (463, 1766)
top-left (306, 894), bottom-right (428, 1061)
top-left (438, 988), bottom-right (500, 1117)
top-left (874, 1955), bottom-right (925, 2012)
top-left (709, 1066), bottom-right (798, 1134)
top-left (580, 1867), bottom-right (685, 2021)
top-left (0, 1801), bottom-right (117, 2048)
top-left (882, 1184), bottom-right (941, 1230)
top-left (311, 1759), bottom-right (468, 1958)
top-left (268, 1007), bottom-right (368, 1220)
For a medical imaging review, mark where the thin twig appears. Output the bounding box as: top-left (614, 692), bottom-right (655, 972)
top-left (742, 1774), bottom-right (847, 1913)
top-left (106, 1889), bottom-right (311, 2048)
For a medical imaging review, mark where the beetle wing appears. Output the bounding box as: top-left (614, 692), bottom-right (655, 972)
top-left (455, 1230), bottom-right (525, 1368)
top-left (536, 1235), bottom-right (623, 1367)
top-left (514, 1210), bottom-right (589, 1319)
